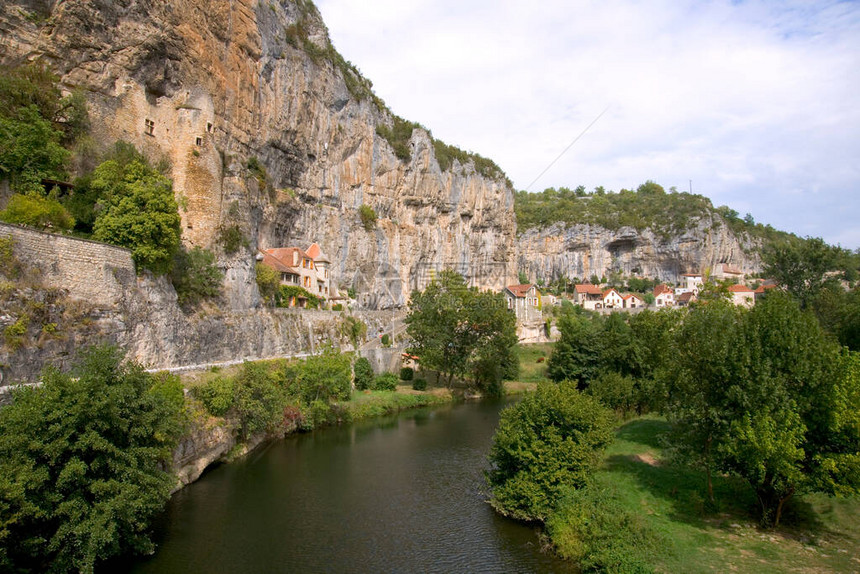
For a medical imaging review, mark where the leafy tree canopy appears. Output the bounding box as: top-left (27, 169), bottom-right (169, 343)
top-left (0, 346), bottom-right (185, 573)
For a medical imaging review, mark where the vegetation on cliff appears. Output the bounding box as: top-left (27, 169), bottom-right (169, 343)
top-left (515, 181), bottom-right (794, 246)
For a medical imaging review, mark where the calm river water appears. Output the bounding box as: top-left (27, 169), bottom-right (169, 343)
top-left (122, 398), bottom-right (574, 573)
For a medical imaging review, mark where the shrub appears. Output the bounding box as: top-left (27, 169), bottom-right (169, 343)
top-left (546, 480), bottom-right (660, 573)
top-left (191, 376), bottom-right (235, 417)
top-left (255, 262), bottom-right (280, 305)
top-left (277, 285), bottom-right (322, 309)
top-left (487, 381), bottom-right (614, 521)
top-left (0, 236), bottom-right (21, 279)
top-left (332, 303), bottom-right (343, 311)
top-left (381, 333), bottom-right (391, 347)
top-left (399, 367), bottom-right (414, 381)
top-left (246, 156), bottom-right (267, 186)
top-left (358, 204), bottom-right (377, 231)
top-left (3, 314), bottom-right (29, 349)
top-left (412, 377), bottom-right (427, 391)
top-left (373, 372), bottom-right (399, 391)
top-left (233, 361), bottom-right (286, 440)
top-left (0, 193), bottom-right (75, 231)
top-left (170, 247), bottom-right (223, 307)
top-left (587, 371), bottom-right (636, 416)
top-left (354, 357), bottom-right (374, 391)
top-left (218, 223), bottom-right (248, 255)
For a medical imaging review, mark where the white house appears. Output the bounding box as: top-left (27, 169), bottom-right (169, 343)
top-left (602, 288), bottom-right (624, 309)
top-left (675, 273), bottom-right (704, 296)
top-left (623, 293), bottom-right (646, 309)
top-left (654, 284), bottom-right (675, 308)
top-left (574, 284), bottom-right (604, 310)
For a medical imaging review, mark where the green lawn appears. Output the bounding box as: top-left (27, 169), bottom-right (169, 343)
top-left (595, 417), bottom-right (860, 573)
top-left (513, 342), bottom-right (554, 383)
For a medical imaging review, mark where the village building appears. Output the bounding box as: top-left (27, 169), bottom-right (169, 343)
top-left (728, 284), bottom-right (756, 308)
top-left (574, 284), bottom-right (605, 310)
top-left (602, 288), bottom-right (624, 309)
top-left (258, 243), bottom-right (333, 307)
top-left (654, 284), bottom-right (675, 308)
top-left (676, 291), bottom-right (696, 307)
top-left (623, 293), bottom-right (646, 309)
top-left (675, 273), bottom-right (704, 296)
top-left (504, 284), bottom-right (541, 320)
top-left (713, 263), bottom-right (745, 282)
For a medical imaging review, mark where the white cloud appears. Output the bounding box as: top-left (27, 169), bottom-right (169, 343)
top-left (316, 0), bottom-right (860, 247)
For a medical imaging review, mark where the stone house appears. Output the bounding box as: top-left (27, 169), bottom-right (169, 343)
top-left (713, 263), bottom-right (744, 282)
top-left (504, 284), bottom-right (541, 320)
top-left (258, 243), bottom-right (332, 307)
top-left (728, 284), bottom-right (756, 308)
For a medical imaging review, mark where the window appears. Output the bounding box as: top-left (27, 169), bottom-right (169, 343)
top-left (144, 118), bottom-right (155, 136)
top-left (195, 136), bottom-right (202, 146)
top-left (206, 122), bottom-right (213, 133)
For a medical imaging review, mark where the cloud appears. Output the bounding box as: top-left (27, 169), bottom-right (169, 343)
top-left (316, 0), bottom-right (860, 247)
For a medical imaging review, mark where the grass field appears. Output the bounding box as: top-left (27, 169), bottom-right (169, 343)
top-left (591, 417), bottom-right (860, 573)
top-left (513, 342), bottom-right (554, 383)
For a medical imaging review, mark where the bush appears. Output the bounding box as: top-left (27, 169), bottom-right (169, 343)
top-left (546, 480), bottom-right (659, 573)
top-left (233, 361), bottom-right (286, 440)
top-left (381, 333), bottom-right (391, 347)
top-left (171, 247), bottom-right (223, 307)
top-left (218, 223), bottom-right (247, 255)
top-left (373, 372), bottom-right (399, 391)
top-left (0, 192), bottom-right (75, 231)
top-left (399, 367), bottom-right (414, 381)
top-left (255, 262), bottom-right (280, 305)
top-left (412, 377), bottom-right (427, 391)
top-left (0, 345), bottom-right (184, 573)
top-left (587, 371), bottom-right (636, 416)
top-left (191, 376), bottom-right (235, 416)
top-left (487, 381), bottom-right (614, 521)
top-left (358, 204), bottom-right (377, 231)
top-left (354, 357), bottom-right (374, 391)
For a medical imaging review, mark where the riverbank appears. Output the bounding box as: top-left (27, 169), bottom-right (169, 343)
top-left (545, 417), bottom-right (860, 572)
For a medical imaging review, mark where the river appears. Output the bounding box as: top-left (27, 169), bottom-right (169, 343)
top-left (122, 398), bottom-right (575, 573)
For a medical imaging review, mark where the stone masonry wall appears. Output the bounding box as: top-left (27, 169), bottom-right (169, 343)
top-left (0, 223), bottom-right (136, 307)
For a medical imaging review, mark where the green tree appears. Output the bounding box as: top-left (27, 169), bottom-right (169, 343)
top-left (762, 237), bottom-right (846, 308)
top-left (353, 356), bottom-right (374, 391)
top-left (487, 381), bottom-right (614, 521)
top-left (255, 262), bottom-right (281, 306)
top-left (232, 361), bottom-right (286, 441)
top-left (91, 156), bottom-right (181, 274)
top-left (0, 346), bottom-right (184, 573)
top-left (0, 192), bottom-right (74, 231)
top-left (290, 347), bottom-right (352, 404)
top-left (406, 270), bottom-right (518, 391)
top-left (170, 247), bottom-right (223, 307)
top-left (358, 204), bottom-right (377, 231)
top-left (547, 313), bottom-right (604, 386)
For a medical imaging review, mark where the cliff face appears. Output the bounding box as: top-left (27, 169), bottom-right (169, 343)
top-left (518, 216), bottom-right (762, 285)
top-left (0, 0), bottom-right (516, 309)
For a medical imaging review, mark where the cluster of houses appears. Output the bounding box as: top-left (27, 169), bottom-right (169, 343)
top-left (504, 263), bottom-right (775, 320)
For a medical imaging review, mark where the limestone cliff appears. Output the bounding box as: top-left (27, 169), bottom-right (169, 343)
top-left (518, 215), bottom-right (762, 285)
top-left (0, 0), bottom-right (517, 310)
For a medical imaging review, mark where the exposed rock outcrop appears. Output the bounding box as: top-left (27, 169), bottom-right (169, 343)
top-left (0, 0), bottom-right (517, 311)
top-left (517, 216), bottom-right (762, 285)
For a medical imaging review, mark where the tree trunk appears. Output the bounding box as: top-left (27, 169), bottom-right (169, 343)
top-left (774, 487), bottom-right (795, 528)
top-left (705, 436), bottom-right (715, 504)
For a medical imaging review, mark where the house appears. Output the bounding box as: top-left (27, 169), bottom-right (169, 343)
top-left (713, 263), bottom-right (744, 282)
top-left (654, 284), bottom-right (675, 308)
top-left (754, 282), bottom-right (778, 302)
top-left (504, 284), bottom-right (541, 320)
top-left (676, 273), bottom-right (704, 296)
top-left (574, 284), bottom-right (605, 310)
top-left (676, 291), bottom-right (696, 307)
top-left (258, 243), bottom-right (333, 307)
top-left (623, 293), bottom-right (646, 309)
top-left (602, 288), bottom-right (624, 309)
top-left (728, 284), bottom-right (755, 308)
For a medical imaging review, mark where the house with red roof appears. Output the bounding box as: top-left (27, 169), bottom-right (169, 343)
top-left (713, 263), bottom-right (745, 282)
top-left (653, 284), bottom-right (675, 308)
top-left (574, 284), bottom-right (605, 310)
top-left (504, 284), bottom-right (541, 320)
top-left (258, 243), bottom-right (333, 307)
top-left (603, 288), bottom-right (624, 309)
top-left (623, 293), bottom-right (646, 309)
top-left (728, 284), bottom-right (755, 308)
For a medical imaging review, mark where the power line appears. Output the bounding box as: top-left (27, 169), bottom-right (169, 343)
top-left (525, 106), bottom-right (610, 192)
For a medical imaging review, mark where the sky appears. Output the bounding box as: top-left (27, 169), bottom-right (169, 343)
top-left (315, 0), bottom-right (860, 248)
